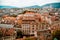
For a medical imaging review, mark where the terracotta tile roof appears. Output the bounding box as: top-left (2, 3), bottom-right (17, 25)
top-left (2, 15), bottom-right (9, 18)
top-left (16, 20), bottom-right (22, 24)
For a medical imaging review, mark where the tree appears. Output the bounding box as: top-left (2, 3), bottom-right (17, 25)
top-left (16, 30), bottom-right (23, 38)
top-left (52, 30), bottom-right (60, 40)
top-left (0, 30), bottom-right (3, 38)
top-left (10, 14), bottom-right (17, 17)
top-left (25, 38), bottom-right (31, 40)
top-left (25, 37), bottom-right (37, 40)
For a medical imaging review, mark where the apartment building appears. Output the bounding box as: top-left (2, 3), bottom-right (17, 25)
top-left (21, 20), bottom-right (36, 35)
top-left (37, 29), bottom-right (52, 40)
top-left (16, 10), bottom-right (52, 36)
top-left (16, 11), bottom-right (41, 36)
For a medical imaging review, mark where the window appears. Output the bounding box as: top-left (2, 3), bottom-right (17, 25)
top-left (32, 31), bottom-right (34, 33)
top-left (32, 25), bottom-right (34, 27)
top-left (32, 28), bottom-right (34, 30)
top-left (22, 24), bottom-right (30, 29)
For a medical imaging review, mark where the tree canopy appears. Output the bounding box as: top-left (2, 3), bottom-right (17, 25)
top-left (52, 30), bottom-right (60, 40)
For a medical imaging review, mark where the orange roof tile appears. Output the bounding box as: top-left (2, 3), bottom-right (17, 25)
top-left (16, 20), bottom-right (22, 24)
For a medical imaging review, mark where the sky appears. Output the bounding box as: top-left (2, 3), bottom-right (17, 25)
top-left (0, 0), bottom-right (60, 7)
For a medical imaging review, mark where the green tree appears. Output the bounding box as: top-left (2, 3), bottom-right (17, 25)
top-left (25, 38), bottom-right (31, 40)
top-left (52, 30), bottom-right (60, 40)
top-left (0, 30), bottom-right (3, 38)
top-left (10, 14), bottom-right (17, 17)
top-left (16, 30), bottom-right (23, 38)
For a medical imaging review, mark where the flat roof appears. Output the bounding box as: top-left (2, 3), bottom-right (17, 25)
top-left (0, 24), bottom-right (14, 28)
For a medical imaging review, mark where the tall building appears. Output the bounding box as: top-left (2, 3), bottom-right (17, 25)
top-left (16, 11), bottom-right (41, 36)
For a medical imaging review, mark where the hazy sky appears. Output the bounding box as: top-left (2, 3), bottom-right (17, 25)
top-left (0, 0), bottom-right (60, 7)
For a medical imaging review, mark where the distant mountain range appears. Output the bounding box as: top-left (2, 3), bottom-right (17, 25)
top-left (0, 2), bottom-right (60, 8)
top-left (0, 6), bottom-right (17, 9)
top-left (42, 2), bottom-right (60, 8)
top-left (25, 5), bottom-right (41, 8)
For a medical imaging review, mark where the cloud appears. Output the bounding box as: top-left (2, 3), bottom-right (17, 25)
top-left (37, 0), bottom-right (60, 6)
top-left (0, 0), bottom-right (60, 7)
top-left (1, 0), bottom-right (37, 7)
